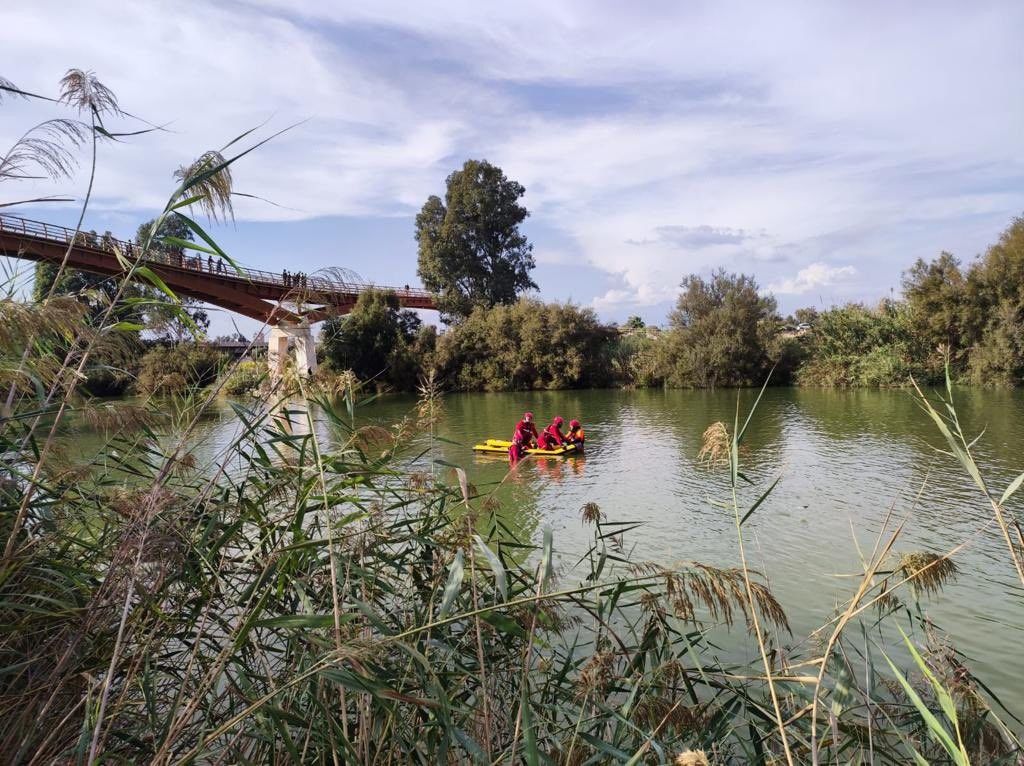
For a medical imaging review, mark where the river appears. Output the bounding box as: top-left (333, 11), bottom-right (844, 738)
top-left (74, 386), bottom-right (1024, 717)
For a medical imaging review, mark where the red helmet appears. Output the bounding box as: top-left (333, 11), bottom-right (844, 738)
top-left (553, 416), bottom-right (564, 426)
top-left (570, 419), bottom-right (580, 428)
top-left (523, 412), bottom-right (533, 420)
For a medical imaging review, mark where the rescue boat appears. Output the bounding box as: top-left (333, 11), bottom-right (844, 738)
top-left (472, 440), bottom-right (578, 456)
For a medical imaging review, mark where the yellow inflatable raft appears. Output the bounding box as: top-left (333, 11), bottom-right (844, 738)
top-left (473, 440), bottom-right (578, 456)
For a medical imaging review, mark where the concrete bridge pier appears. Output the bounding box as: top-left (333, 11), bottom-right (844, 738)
top-left (267, 322), bottom-right (318, 386)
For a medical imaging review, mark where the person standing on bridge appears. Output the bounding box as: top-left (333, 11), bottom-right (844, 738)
top-left (283, 269), bottom-right (290, 287)
top-left (207, 255), bottom-right (213, 271)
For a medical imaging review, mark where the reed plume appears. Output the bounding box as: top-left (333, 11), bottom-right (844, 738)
top-left (173, 150), bottom-right (234, 223)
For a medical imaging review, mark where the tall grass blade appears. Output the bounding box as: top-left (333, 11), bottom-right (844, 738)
top-left (439, 548), bottom-right (465, 618)
top-left (1000, 472), bottom-right (1024, 505)
top-left (881, 649), bottom-right (966, 764)
top-left (740, 475), bottom-right (781, 526)
top-left (473, 534), bottom-right (507, 601)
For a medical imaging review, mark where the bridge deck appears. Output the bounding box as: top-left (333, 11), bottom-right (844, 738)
top-left (0, 215), bottom-right (435, 322)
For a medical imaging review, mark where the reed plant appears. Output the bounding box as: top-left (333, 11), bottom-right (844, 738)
top-left (1, 70), bottom-right (1022, 765)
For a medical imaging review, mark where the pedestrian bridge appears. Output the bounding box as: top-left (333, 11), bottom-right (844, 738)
top-left (0, 214), bottom-right (436, 381)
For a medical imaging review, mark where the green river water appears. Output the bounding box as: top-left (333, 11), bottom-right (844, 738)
top-left (76, 386), bottom-right (1024, 718)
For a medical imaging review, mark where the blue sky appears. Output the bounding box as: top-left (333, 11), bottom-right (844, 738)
top-left (2, 0), bottom-right (1022, 337)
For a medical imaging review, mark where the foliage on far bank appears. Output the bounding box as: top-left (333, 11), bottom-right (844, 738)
top-left (135, 343), bottom-right (226, 395)
top-left (654, 270), bottom-right (782, 388)
top-left (221, 359), bottom-right (264, 396)
top-left (795, 300), bottom-right (929, 387)
top-left (434, 298), bottom-right (616, 391)
top-left (320, 288), bottom-right (432, 391)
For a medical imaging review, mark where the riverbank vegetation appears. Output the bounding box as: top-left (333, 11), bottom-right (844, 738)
top-left (3, 68), bottom-right (1024, 763)
top-left (317, 214), bottom-right (1024, 393)
top-left (434, 299), bottom-right (615, 391)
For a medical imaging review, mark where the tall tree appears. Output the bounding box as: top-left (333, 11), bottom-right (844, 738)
top-left (415, 159), bottom-right (536, 321)
top-left (31, 231), bottom-right (145, 396)
top-left (320, 289), bottom-right (422, 389)
top-left (963, 217), bottom-right (1024, 385)
top-left (667, 270), bottom-right (778, 387)
top-left (31, 218), bottom-right (210, 340)
top-left (902, 251), bottom-right (967, 353)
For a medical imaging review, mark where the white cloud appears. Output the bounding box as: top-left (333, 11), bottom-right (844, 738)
top-left (768, 263), bottom-right (856, 295)
top-left (1, 0), bottom-right (1022, 316)
top-left (591, 283), bottom-right (676, 314)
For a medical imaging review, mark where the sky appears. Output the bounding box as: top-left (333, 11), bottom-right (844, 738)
top-left (2, 0), bottom-right (1022, 337)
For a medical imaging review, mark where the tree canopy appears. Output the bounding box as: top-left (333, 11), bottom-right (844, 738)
top-left (665, 270), bottom-right (778, 387)
top-left (33, 231), bottom-right (137, 324)
top-left (415, 159), bottom-right (536, 321)
top-left (903, 251), bottom-right (966, 354)
top-left (434, 298), bottom-right (615, 391)
top-left (320, 289), bottom-right (423, 389)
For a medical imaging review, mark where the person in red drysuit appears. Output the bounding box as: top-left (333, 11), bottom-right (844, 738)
top-left (537, 416), bottom-right (566, 450)
top-left (509, 411), bottom-right (539, 464)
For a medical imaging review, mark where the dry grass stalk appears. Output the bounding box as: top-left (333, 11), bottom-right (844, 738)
top-left (80, 403), bottom-right (153, 434)
top-left (897, 551), bottom-right (959, 599)
top-left (0, 297), bottom-right (86, 351)
top-left (580, 501), bottom-right (603, 524)
top-left (58, 69), bottom-right (120, 116)
top-left (575, 649), bottom-right (615, 697)
top-left (698, 422), bottom-right (729, 467)
top-left (313, 368), bottom-right (359, 400)
top-left (0, 76), bottom-right (21, 103)
top-left (0, 118), bottom-right (88, 183)
top-left (674, 750), bottom-right (710, 766)
top-left (634, 562), bottom-right (790, 632)
top-left (416, 370), bottom-right (445, 428)
top-left (352, 425), bottom-right (395, 453)
top-left (173, 150), bottom-right (234, 223)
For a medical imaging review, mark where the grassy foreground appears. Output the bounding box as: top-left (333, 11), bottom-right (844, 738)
top-left (2, 349), bottom-right (1023, 763)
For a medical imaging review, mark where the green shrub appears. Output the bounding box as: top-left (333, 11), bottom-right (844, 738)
top-left (135, 344), bottom-right (227, 395)
top-left (607, 329), bottom-right (666, 388)
top-left (765, 333), bottom-right (808, 385)
top-left (221, 360), bottom-right (264, 396)
top-left (659, 270), bottom-right (778, 388)
top-left (968, 301), bottom-right (1024, 386)
top-left (81, 335), bottom-right (145, 397)
top-left (797, 301), bottom-right (926, 387)
top-left (320, 289), bottom-right (422, 391)
top-left (434, 299), bottom-right (615, 390)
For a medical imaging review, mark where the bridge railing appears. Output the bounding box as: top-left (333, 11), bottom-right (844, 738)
top-left (0, 214), bottom-right (434, 302)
